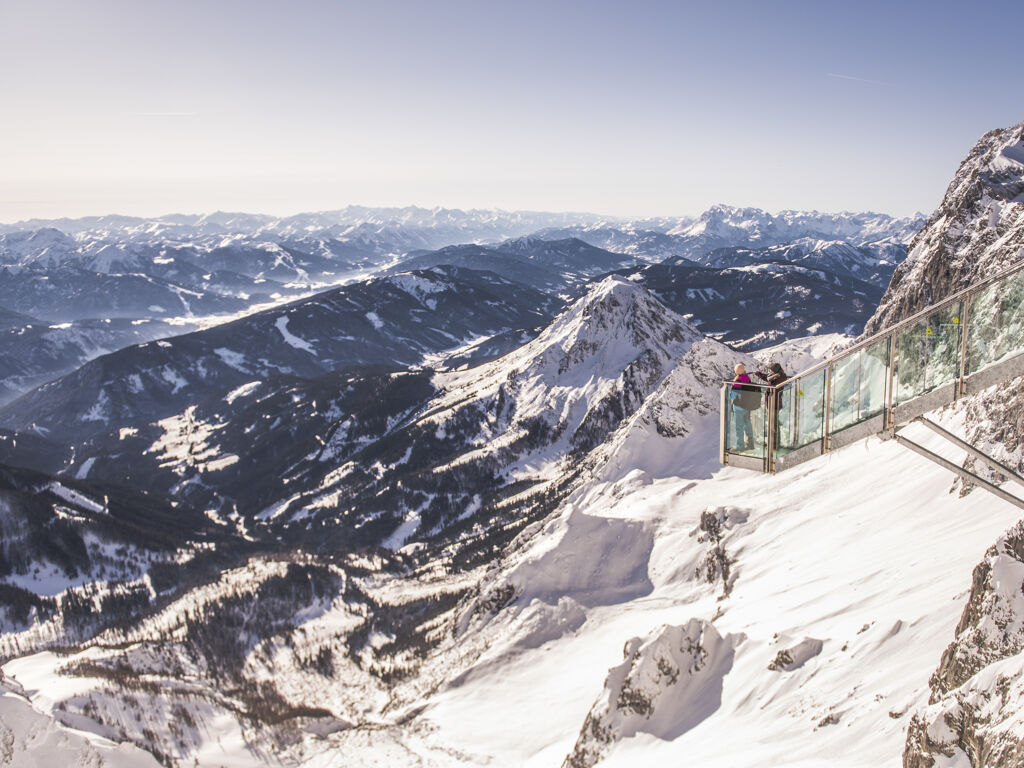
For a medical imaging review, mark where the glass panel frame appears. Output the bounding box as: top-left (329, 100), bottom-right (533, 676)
top-left (860, 337), bottom-right (890, 419)
top-left (776, 370), bottom-right (825, 454)
top-left (894, 303), bottom-right (962, 404)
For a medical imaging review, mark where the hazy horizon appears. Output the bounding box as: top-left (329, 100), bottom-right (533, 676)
top-left (3, 0), bottom-right (1021, 223)
top-left (0, 200), bottom-right (935, 229)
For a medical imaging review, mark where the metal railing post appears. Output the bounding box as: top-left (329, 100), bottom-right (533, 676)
top-left (957, 296), bottom-right (972, 397)
top-left (719, 384), bottom-right (728, 465)
top-left (885, 333), bottom-right (897, 429)
top-left (766, 386), bottom-right (777, 473)
top-left (823, 364), bottom-right (833, 452)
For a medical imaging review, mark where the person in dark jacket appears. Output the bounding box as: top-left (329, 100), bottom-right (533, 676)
top-left (755, 362), bottom-right (788, 388)
top-left (754, 362), bottom-right (788, 442)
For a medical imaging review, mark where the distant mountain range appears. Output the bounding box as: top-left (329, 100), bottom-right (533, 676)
top-left (0, 205), bottom-right (922, 405)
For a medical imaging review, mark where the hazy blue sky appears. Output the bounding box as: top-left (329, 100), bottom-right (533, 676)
top-left (2, 0), bottom-right (1021, 222)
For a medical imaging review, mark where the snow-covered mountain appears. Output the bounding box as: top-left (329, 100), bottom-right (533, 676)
top-left (8, 130), bottom-right (1023, 767)
top-left (621, 260), bottom-right (881, 349)
top-left (0, 208), bottom-right (599, 405)
top-left (535, 206), bottom-right (923, 266)
top-left (0, 204), bottom-right (920, 407)
top-left (0, 266), bottom-right (560, 442)
top-left (0, 275), bottom-right (751, 766)
top-left (47, 277), bottom-right (736, 551)
top-left (865, 122), bottom-right (1024, 335)
top-left (687, 237), bottom-right (906, 287)
top-left (392, 236), bottom-right (631, 294)
top-left (0, 316), bottom-right (181, 406)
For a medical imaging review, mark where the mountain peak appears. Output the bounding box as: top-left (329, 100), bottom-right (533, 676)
top-left (863, 120), bottom-right (1024, 335)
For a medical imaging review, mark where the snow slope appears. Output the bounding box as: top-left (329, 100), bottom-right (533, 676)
top-left (323, 404), bottom-right (1019, 767)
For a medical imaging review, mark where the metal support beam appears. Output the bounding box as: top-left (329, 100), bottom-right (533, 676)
top-left (913, 417), bottom-right (1024, 487)
top-left (894, 434), bottom-right (1024, 510)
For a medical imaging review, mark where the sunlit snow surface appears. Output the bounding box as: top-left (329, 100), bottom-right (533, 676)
top-left (306, 408), bottom-right (1016, 767)
top-left (4, 351), bottom-right (1020, 766)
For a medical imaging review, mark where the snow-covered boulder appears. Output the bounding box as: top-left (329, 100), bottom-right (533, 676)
top-left (563, 619), bottom-right (742, 768)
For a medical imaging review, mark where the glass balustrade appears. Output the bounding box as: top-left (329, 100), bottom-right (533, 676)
top-left (830, 352), bottom-right (861, 431)
top-left (861, 338), bottom-right (890, 419)
top-left (967, 269), bottom-right (1024, 374)
top-left (722, 259), bottom-right (1024, 472)
top-left (894, 303), bottom-right (962, 404)
top-left (828, 337), bottom-right (890, 434)
top-left (776, 369), bottom-right (825, 455)
top-left (723, 383), bottom-right (768, 458)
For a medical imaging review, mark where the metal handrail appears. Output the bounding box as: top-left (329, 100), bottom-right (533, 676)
top-left (721, 380), bottom-right (779, 391)
top-left (721, 257), bottom-right (1024, 473)
top-left (783, 257), bottom-right (1024, 383)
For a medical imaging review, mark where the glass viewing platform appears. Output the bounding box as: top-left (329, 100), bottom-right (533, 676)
top-left (721, 259), bottom-right (1024, 473)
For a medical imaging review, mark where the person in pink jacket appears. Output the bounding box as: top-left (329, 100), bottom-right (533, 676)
top-left (731, 363), bottom-right (756, 450)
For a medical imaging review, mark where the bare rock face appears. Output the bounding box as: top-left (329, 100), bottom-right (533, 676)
top-left (862, 122), bottom-right (1024, 477)
top-left (864, 121), bottom-right (1024, 336)
top-left (563, 619), bottom-right (741, 768)
top-left (903, 521), bottom-right (1024, 767)
top-left (694, 506), bottom-right (749, 598)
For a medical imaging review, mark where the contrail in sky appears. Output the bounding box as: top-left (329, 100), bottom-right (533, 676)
top-left (827, 73), bottom-right (893, 87)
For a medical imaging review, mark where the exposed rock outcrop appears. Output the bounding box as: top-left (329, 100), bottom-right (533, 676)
top-left (903, 521), bottom-right (1024, 767)
top-left (859, 120), bottom-right (1024, 768)
top-left (864, 121), bottom-right (1024, 336)
top-left (563, 619), bottom-right (741, 768)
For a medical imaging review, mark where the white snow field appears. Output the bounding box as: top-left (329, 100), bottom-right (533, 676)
top-left (311, 396), bottom-right (1020, 767)
top-left (2, 380), bottom-right (1017, 767)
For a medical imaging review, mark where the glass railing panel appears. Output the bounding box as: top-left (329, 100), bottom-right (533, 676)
top-left (830, 352), bottom-right (861, 431)
top-left (895, 303), bottom-right (962, 404)
top-left (967, 270), bottom-right (1024, 375)
top-left (860, 337), bottom-right (890, 419)
top-left (926, 303), bottom-right (963, 391)
top-left (777, 381), bottom-right (796, 451)
top-left (724, 383), bottom-right (767, 458)
top-left (796, 370), bottom-right (825, 446)
top-left (895, 320), bottom-right (927, 404)
top-left (968, 282), bottom-right (1001, 374)
top-left (776, 370), bottom-right (825, 455)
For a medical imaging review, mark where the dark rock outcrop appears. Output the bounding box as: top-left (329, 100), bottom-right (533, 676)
top-left (903, 521), bottom-right (1024, 767)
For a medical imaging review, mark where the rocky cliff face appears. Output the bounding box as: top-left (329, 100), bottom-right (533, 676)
top-left (864, 122), bottom-right (1024, 336)
top-left (903, 521), bottom-right (1024, 767)
top-left (875, 122), bottom-right (1024, 481)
